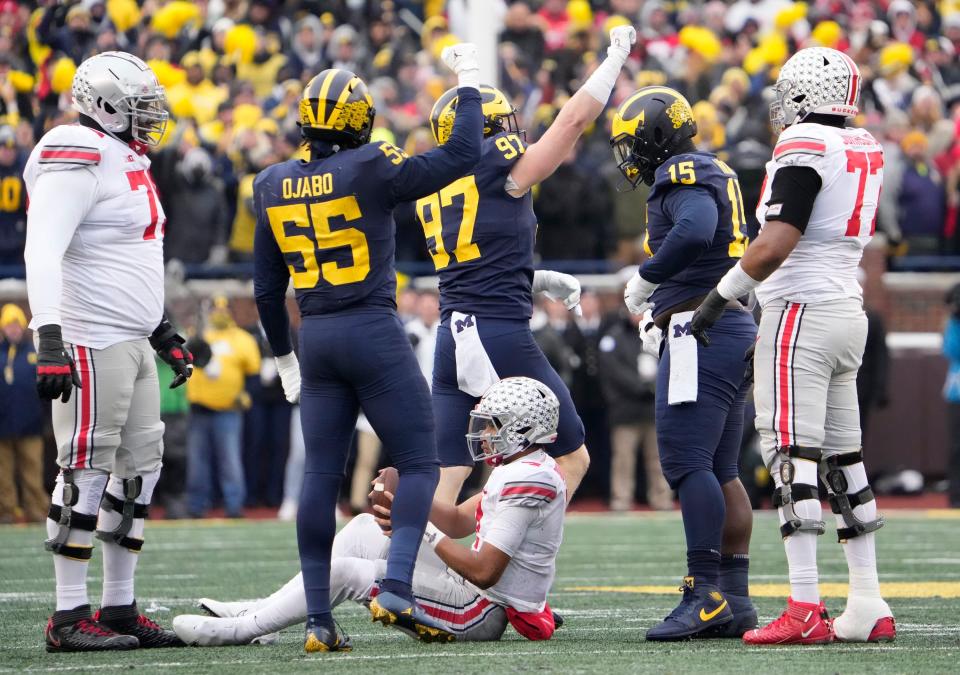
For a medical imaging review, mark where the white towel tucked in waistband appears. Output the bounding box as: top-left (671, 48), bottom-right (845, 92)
top-left (668, 310), bottom-right (698, 405)
top-left (451, 311), bottom-right (500, 397)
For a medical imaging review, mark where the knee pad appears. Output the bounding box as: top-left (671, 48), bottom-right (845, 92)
top-left (819, 451), bottom-right (884, 542)
top-left (45, 468), bottom-right (108, 560)
top-left (96, 468), bottom-right (160, 552)
top-left (771, 445), bottom-right (826, 539)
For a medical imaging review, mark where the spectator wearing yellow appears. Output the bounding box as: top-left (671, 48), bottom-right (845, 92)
top-left (0, 303), bottom-right (46, 523)
top-left (166, 52), bottom-right (229, 125)
top-left (185, 298), bottom-right (261, 518)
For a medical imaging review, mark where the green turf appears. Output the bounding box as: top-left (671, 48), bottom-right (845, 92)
top-left (2, 512), bottom-right (958, 673)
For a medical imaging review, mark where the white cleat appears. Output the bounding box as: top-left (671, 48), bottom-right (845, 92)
top-left (199, 598), bottom-right (258, 618)
top-left (173, 614), bottom-right (255, 646)
top-left (833, 597), bottom-right (895, 642)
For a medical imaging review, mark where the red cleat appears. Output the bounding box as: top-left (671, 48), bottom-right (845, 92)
top-left (865, 616), bottom-right (896, 643)
top-left (742, 597), bottom-right (834, 646)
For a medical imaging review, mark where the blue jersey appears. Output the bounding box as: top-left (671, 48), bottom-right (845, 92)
top-left (415, 131), bottom-right (537, 321)
top-left (254, 141), bottom-right (416, 317)
top-left (640, 152), bottom-right (748, 317)
top-left (253, 84), bottom-right (482, 357)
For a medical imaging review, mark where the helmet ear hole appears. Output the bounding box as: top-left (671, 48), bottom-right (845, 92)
top-left (792, 94), bottom-right (806, 104)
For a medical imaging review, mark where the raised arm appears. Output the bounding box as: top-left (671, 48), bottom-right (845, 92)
top-left (505, 25), bottom-right (636, 197)
top-left (388, 44), bottom-right (484, 204)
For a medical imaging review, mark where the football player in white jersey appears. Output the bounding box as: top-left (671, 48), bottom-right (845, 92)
top-left (690, 47), bottom-right (894, 645)
top-left (24, 52), bottom-right (192, 652)
top-left (172, 377), bottom-right (567, 646)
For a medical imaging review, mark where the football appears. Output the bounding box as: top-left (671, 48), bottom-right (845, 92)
top-left (370, 467), bottom-right (399, 531)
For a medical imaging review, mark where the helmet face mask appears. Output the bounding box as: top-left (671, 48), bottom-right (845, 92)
top-left (72, 52), bottom-right (169, 146)
top-left (464, 377), bottom-right (560, 467)
top-left (611, 132), bottom-right (650, 188)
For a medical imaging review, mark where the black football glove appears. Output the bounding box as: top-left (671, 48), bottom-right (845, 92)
top-left (690, 289), bottom-right (728, 347)
top-left (743, 341), bottom-right (756, 384)
top-left (149, 319), bottom-right (193, 389)
top-left (36, 324), bottom-right (82, 403)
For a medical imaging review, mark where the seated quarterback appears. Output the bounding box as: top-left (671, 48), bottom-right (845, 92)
top-left (173, 377), bottom-right (567, 646)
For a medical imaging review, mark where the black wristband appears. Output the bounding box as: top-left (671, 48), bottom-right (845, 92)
top-left (38, 324), bottom-right (63, 340)
top-left (149, 318), bottom-right (180, 350)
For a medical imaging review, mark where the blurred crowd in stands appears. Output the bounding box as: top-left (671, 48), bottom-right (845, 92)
top-left (0, 0), bottom-right (959, 268)
top-left (2, 0), bottom-right (960, 519)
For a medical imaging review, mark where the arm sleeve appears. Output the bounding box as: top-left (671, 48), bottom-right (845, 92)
top-left (252, 182), bottom-right (294, 357)
top-left (387, 87), bottom-right (483, 204)
top-left (481, 502), bottom-right (540, 558)
top-left (24, 168), bottom-right (100, 328)
top-left (765, 166), bottom-right (822, 233)
top-left (639, 186), bottom-right (718, 284)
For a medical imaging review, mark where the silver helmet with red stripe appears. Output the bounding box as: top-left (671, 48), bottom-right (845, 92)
top-left (72, 51), bottom-right (168, 146)
top-left (466, 377), bottom-right (559, 466)
top-left (770, 47), bottom-right (861, 134)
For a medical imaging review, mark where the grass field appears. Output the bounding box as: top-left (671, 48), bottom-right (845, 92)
top-left (2, 510), bottom-right (959, 673)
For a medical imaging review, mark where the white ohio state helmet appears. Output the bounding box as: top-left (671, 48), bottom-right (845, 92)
top-left (72, 51), bottom-right (168, 146)
top-left (466, 377), bottom-right (560, 466)
top-left (770, 47), bottom-right (861, 134)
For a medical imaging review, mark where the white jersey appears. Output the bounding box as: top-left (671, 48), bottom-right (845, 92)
top-left (755, 122), bottom-right (882, 308)
top-left (471, 450), bottom-right (566, 613)
top-left (24, 124), bottom-right (165, 349)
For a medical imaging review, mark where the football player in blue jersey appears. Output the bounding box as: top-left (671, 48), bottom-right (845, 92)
top-left (416, 24), bottom-right (637, 505)
top-left (252, 44), bottom-right (483, 652)
top-left (610, 86), bottom-right (758, 640)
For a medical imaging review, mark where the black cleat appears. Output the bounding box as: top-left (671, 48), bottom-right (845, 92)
top-left (304, 620), bottom-right (352, 653)
top-left (45, 605), bottom-right (139, 652)
top-left (552, 611), bottom-right (565, 629)
top-left (95, 601), bottom-right (185, 648)
top-left (645, 577), bottom-right (733, 641)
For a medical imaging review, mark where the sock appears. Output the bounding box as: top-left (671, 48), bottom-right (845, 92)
top-left (677, 470), bottom-right (725, 587)
top-left (297, 471), bottom-right (341, 628)
top-left (834, 462), bottom-right (882, 599)
top-left (47, 516), bottom-right (94, 611)
top-left (719, 554), bottom-right (750, 597)
top-left (775, 458), bottom-right (821, 604)
top-left (47, 471), bottom-right (108, 612)
top-left (100, 470), bottom-right (159, 608)
top-left (241, 574), bottom-right (308, 637)
top-left (382, 466), bottom-right (439, 598)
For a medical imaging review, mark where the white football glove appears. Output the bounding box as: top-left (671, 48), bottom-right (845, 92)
top-left (440, 42), bottom-right (480, 90)
top-left (639, 309), bottom-right (663, 358)
top-left (608, 25), bottom-right (637, 59)
top-left (533, 270), bottom-right (582, 314)
top-left (275, 352), bottom-right (301, 404)
top-left (624, 274), bottom-right (658, 316)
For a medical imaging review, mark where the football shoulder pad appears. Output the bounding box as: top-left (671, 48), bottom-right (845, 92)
top-left (33, 125), bottom-right (105, 173)
top-left (497, 461), bottom-right (565, 508)
top-left (771, 124), bottom-right (838, 175)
